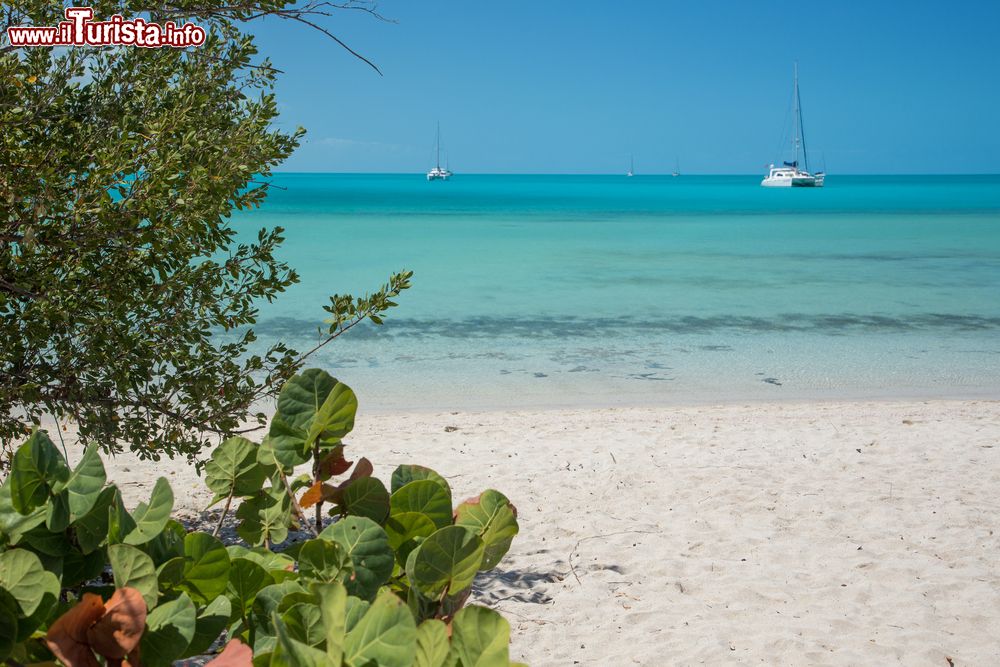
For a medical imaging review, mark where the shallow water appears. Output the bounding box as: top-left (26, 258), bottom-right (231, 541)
top-left (231, 174), bottom-right (1000, 409)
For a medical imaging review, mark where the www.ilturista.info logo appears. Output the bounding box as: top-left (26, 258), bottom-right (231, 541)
top-left (6, 7), bottom-right (206, 48)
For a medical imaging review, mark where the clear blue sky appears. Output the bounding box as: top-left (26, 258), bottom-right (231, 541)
top-left (252, 1), bottom-right (1000, 174)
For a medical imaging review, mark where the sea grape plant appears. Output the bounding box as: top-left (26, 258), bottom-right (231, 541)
top-left (0, 369), bottom-right (525, 665)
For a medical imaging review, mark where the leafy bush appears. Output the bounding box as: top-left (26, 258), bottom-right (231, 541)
top-left (0, 370), bottom-right (525, 666)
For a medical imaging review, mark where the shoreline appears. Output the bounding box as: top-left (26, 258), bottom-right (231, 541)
top-left (52, 398), bottom-right (1000, 665)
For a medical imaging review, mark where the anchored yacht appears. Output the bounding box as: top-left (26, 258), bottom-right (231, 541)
top-left (762, 64), bottom-right (825, 188)
top-left (427, 122), bottom-right (452, 181)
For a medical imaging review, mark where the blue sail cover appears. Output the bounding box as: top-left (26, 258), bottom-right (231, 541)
top-left (783, 160), bottom-right (798, 168)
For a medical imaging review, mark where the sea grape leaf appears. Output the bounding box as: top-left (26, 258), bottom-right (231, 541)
top-left (315, 582), bottom-right (347, 664)
top-left (108, 544), bottom-right (159, 610)
top-left (145, 519), bottom-right (186, 566)
top-left (454, 490), bottom-right (519, 570)
top-left (281, 602), bottom-right (325, 647)
top-left (384, 511), bottom-right (437, 567)
top-left (123, 477), bottom-right (174, 545)
top-left (86, 587), bottom-right (146, 662)
top-left (140, 592), bottom-right (197, 667)
top-left (408, 526), bottom-right (484, 599)
top-left (390, 480), bottom-right (453, 529)
top-left (0, 601), bottom-right (16, 662)
top-left (343, 590), bottom-right (417, 667)
top-left (0, 548), bottom-right (60, 617)
top-left (205, 437), bottom-right (271, 502)
top-left (236, 485), bottom-right (290, 547)
top-left (345, 596), bottom-right (370, 633)
top-left (319, 516), bottom-right (394, 600)
top-left (107, 488), bottom-right (137, 545)
top-left (390, 465), bottom-right (449, 495)
top-left (414, 619), bottom-right (450, 667)
top-left (62, 547), bottom-right (107, 589)
top-left (270, 611), bottom-right (329, 666)
top-left (227, 558), bottom-right (275, 616)
top-left (0, 482), bottom-right (46, 546)
top-left (9, 430), bottom-right (69, 514)
top-left (297, 538), bottom-right (352, 584)
top-left (339, 476), bottom-right (390, 523)
top-left (45, 489), bottom-right (70, 532)
top-left (183, 594), bottom-right (232, 658)
top-left (251, 580), bottom-right (306, 636)
top-left (73, 485), bottom-right (117, 553)
top-left (449, 605), bottom-right (510, 667)
top-left (61, 443), bottom-right (107, 519)
top-left (44, 591), bottom-right (106, 666)
top-left (317, 446), bottom-right (352, 480)
top-left (178, 532), bottom-right (231, 605)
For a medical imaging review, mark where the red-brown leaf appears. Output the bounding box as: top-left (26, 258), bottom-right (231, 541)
top-left (349, 457), bottom-right (373, 481)
top-left (45, 593), bottom-right (105, 667)
top-left (300, 482), bottom-right (338, 509)
top-left (87, 588), bottom-right (147, 659)
top-left (318, 446), bottom-right (352, 479)
top-left (205, 639), bottom-right (253, 667)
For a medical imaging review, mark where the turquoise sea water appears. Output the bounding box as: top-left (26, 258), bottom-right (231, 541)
top-left (233, 174), bottom-right (1000, 410)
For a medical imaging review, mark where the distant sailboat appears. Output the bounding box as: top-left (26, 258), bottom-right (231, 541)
top-left (627, 155), bottom-right (635, 178)
top-left (426, 122), bottom-right (452, 181)
top-left (762, 63), bottom-right (825, 188)
top-left (672, 157), bottom-right (680, 177)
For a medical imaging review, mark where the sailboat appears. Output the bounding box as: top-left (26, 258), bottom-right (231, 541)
top-left (672, 157), bottom-right (680, 177)
top-left (426, 122), bottom-right (452, 181)
top-left (627, 155), bottom-right (635, 177)
top-left (761, 64), bottom-right (825, 188)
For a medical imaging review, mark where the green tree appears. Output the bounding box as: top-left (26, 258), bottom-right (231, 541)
top-left (0, 1), bottom-right (408, 462)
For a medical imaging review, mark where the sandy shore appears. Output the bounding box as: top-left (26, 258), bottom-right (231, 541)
top-left (72, 400), bottom-right (1000, 665)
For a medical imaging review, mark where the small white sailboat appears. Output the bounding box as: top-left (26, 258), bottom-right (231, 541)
top-left (426, 122), bottom-right (452, 181)
top-left (672, 157), bottom-right (680, 177)
top-left (627, 155), bottom-right (635, 177)
top-left (762, 64), bottom-right (825, 188)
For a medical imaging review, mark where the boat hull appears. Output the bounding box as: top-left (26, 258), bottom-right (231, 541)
top-left (761, 176), bottom-right (817, 187)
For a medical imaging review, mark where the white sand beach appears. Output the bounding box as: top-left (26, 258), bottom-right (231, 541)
top-left (97, 399), bottom-right (1000, 665)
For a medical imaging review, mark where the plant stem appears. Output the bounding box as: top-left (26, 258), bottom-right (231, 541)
top-left (212, 493), bottom-right (234, 537)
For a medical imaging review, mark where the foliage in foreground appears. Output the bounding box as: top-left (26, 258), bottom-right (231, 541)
top-left (0, 0), bottom-right (405, 463)
top-left (0, 369), bottom-right (524, 666)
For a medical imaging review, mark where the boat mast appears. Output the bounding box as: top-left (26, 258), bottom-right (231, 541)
top-left (435, 121), bottom-right (441, 171)
top-left (794, 63), bottom-right (809, 173)
top-left (792, 63), bottom-right (800, 170)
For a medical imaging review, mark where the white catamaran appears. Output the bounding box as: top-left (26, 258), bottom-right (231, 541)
top-left (627, 155), bottom-right (635, 177)
top-left (762, 64), bottom-right (825, 188)
top-left (426, 122), bottom-right (452, 181)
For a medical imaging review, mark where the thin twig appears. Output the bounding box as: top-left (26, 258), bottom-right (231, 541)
top-left (568, 530), bottom-right (658, 585)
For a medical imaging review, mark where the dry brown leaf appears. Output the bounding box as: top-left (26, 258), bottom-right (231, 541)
top-left (45, 593), bottom-right (106, 667)
top-left (87, 588), bottom-right (147, 659)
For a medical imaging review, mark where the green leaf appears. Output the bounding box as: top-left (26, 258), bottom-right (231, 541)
top-left (141, 592), bottom-right (197, 667)
top-left (268, 371), bottom-right (357, 467)
top-left (0, 549), bottom-right (60, 617)
top-left (391, 465), bottom-right (449, 495)
top-left (108, 544), bottom-right (159, 609)
top-left (415, 619), bottom-right (450, 667)
top-left (281, 602), bottom-right (325, 647)
top-left (9, 430), bottom-right (69, 514)
top-left (385, 511), bottom-right (437, 567)
top-left (44, 489), bottom-right (70, 532)
top-left (320, 516), bottom-right (394, 600)
top-left (0, 600), bottom-right (16, 663)
top-left (343, 590), bottom-right (417, 667)
top-left (73, 485), bottom-right (116, 553)
top-left (124, 477), bottom-right (174, 545)
top-left (345, 596), bottom-right (370, 633)
top-left (227, 557), bottom-right (275, 615)
top-left (270, 612), bottom-right (329, 667)
top-left (408, 526), bottom-right (484, 599)
top-left (315, 582), bottom-right (347, 664)
top-left (449, 606), bottom-right (510, 667)
top-left (297, 538), bottom-right (352, 584)
top-left (183, 594), bottom-right (232, 658)
top-left (236, 484), bottom-right (291, 547)
top-left (178, 532), bottom-right (231, 605)
top-left (0, 483), bottom-right (46, 546)
top-left (107, 488), bottom-right (137, 545)
top-left (454, 490), bottom-right (519, 570)
top-left (145, 519), bottom-right (186, 566)
top-left (252, 580), bottom-right (306, 636)
top-left (205, 437), bottom-right (271, 500)
top-left (340, 476), bottom-right (390, 523)
top-left (61, 443), bottom-right (106, 519)
top-left (391, 480), bottom-right (453, 530)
